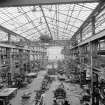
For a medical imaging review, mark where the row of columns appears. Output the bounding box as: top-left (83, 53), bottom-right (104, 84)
top-left (4, 34), bottom-right (31, 87)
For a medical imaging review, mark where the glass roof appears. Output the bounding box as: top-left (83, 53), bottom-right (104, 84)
top-left (0, 3), bottom-right (98, 41)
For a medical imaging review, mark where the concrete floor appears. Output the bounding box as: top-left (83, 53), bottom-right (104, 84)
top-left (10, 71), bottom-right (47, 105)
top-left (43, 80), bottom-right (83, 105)
top-left (10, 72), bottom-right (83, 105)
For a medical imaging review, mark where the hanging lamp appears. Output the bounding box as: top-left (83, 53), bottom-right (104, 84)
top-left (32, 6), bottom-right (36, 12)
top-left (39, 34), bottom-right (53, 43)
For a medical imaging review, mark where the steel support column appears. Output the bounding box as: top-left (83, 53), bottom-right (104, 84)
top-left (8, 33), bottom-right (11, 44)
top-left (7, 33), bottom-right (12, 87)
top-left (91, 16), bottom-right (95, 36)
top-left (80, 29), bottom-right (82, 42)
top-left (89, 42), bottom-right (93, 105)
top-left (6, 47), bottom-right (12, 87)
top-left (19, 49), bottom-right (24, 74)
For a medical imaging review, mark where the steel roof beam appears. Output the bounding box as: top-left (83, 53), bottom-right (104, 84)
top-left (71, 1), bottom-right (104, 40)
top-left (27, 27), bottom-right (71, 40)
top-left (51, 28), bottom-right (71, 36)
top-left (30, 23), bottom-right (74, 36)
top-left (29, 27), bottom-right (71, 39)
top-left (0, 0), bottom-right (99, 7)
top-left (0, 25), bottom-right (30, 42)
top-left (44, 7), bottom-right (84, 22)
top-left (40, 5), bottom-right (53, 39)
top-left (26, 21), bottom-right (75, 40)
top-left (24, 27), bottom-right (46, 39)
top-left (48, 22), bottom-right (75, 33)
top-left (13, 16), bottom-right (43, 31)
top-left (20, 7), bottom-right (43, 36)
top-left (20, 23), bottom-right (46, 35)
top-left (46, 16), bottom-right (79, 28)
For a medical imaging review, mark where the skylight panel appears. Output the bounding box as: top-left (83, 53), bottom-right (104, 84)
top-left (84, 3), bottom-right (98, 9)
top-left (0, 13), bottom-right (10, 21)
top-left (0, 3), bottom-right (98, 40)
top-left (1, 23), bottom-right (15, 30)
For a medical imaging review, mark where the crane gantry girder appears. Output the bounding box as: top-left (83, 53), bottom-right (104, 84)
top-left (32, 40), bottom-right (70, 47)
top-left (0, 0), bottom-right (99, 7)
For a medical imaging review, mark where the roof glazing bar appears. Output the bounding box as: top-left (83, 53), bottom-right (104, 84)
top-left (46, 16), bottom-right (79, 28)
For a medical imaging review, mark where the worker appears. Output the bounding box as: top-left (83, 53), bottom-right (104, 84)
top-left (54, 83), bottom-right (66, 99)
top-left (63, 100), bottom-right (70, 105)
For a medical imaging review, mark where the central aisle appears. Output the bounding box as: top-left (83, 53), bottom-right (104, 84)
top-left (43, 80), bottom-right (82, 105)
top-left (10, 71), bottom-right (83, 105)
top-left (10, 71), bottom-right (47, 105)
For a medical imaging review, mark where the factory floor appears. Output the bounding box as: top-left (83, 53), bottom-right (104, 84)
top-left (42, 80), bottom-right (83, 105)
top-left (10, 71), bottom-right (83, 105)
top-left (10, 71), bottom-right (47, 105)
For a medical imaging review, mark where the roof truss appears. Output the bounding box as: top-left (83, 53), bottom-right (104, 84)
top-left (0, 0), bottom-right (99, 7)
